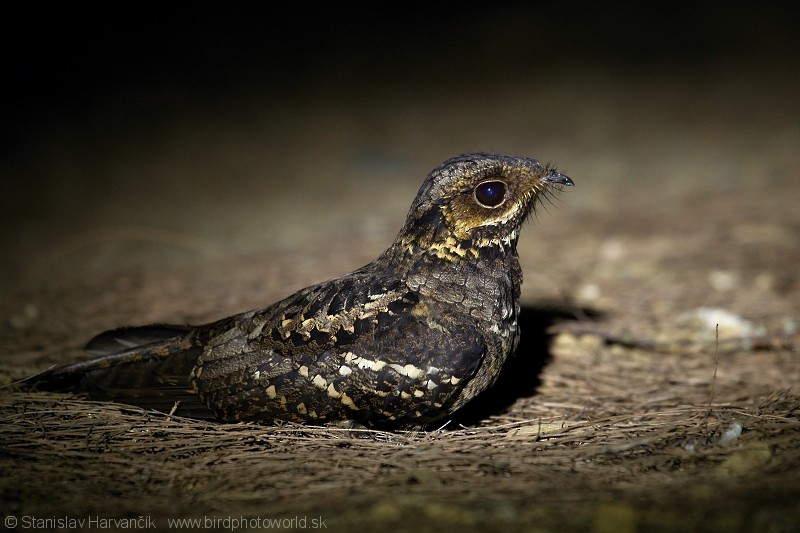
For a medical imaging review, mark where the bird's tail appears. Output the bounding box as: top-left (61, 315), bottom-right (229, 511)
top-left (18, 324), bottom-right (217, 419)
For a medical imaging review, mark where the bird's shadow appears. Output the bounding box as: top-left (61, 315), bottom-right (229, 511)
top-left (449, 303), bottom-right (602, 427)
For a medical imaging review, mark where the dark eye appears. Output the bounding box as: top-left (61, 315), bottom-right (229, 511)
top-left (474, 180), bottom-right (507, 208)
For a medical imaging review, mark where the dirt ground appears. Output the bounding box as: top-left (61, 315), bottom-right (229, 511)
top-left (2, 6), bottom-right (799, 532)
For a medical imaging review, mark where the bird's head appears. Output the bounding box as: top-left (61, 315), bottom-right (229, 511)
top-left (395, 153), bottom-right (573, 258)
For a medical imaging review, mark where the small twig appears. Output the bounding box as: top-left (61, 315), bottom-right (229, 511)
top-left (703, 324), bottom-right (720, 429)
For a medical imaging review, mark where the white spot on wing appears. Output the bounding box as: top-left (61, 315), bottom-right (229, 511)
top-left (312, 374), bottom-right (327, 389)
top-left (390, 363), bottom-right (425, 379)
top-left (359, 358), bottom-right (387, 371)
top-left (340, 392), bottom-right (357, 410)
top-left (345, 353), bottom-right (388, 372)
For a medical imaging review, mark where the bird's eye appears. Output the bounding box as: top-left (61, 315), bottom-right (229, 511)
top-left (474, 181), bottom-right (507, 208)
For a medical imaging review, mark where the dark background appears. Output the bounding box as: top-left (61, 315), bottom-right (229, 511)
top-left (7, 3), bottom-right (799, 145)
top-left (7, 3), bottom-right (799, 118)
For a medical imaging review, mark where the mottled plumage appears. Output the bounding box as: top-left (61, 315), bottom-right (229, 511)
top-left (23, 153), bottom-right (573, 428)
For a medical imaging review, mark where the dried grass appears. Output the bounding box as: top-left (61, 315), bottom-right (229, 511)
top-left (2, 336), bottom-right (798, 530)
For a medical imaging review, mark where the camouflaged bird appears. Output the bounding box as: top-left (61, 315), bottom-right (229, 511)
top-left (24, 153), bottom-right (573, 428)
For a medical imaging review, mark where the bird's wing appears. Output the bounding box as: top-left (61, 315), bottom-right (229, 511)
top-left (191, 274), bottom-right (487, 425)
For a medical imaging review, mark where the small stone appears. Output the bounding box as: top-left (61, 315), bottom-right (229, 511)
top-left (577, 283), bottom-right (601, 301)
top-left (690, 307), bottom-right (763, 341)
top-left (708, 270), bottom-right (738, 292)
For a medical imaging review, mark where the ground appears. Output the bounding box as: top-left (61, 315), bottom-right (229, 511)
top-left (1, 7), bottom-right (799, 532)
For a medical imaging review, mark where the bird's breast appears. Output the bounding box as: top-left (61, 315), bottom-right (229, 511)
top-left (403, 243), bottom-right (521, 325)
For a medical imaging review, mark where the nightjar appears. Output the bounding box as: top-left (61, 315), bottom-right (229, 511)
top-left (23, 153), bottom-right (573, 428)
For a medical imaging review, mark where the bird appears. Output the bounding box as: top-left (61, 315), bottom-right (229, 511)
top-left (21, 153), bottom-right (573, 429)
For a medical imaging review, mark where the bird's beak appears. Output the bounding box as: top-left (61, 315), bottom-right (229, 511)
top-left (542, 171), bottom-right (574, 187)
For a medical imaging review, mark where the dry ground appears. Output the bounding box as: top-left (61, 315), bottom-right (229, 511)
top-left (1, 16), bottom-right (799, 531)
